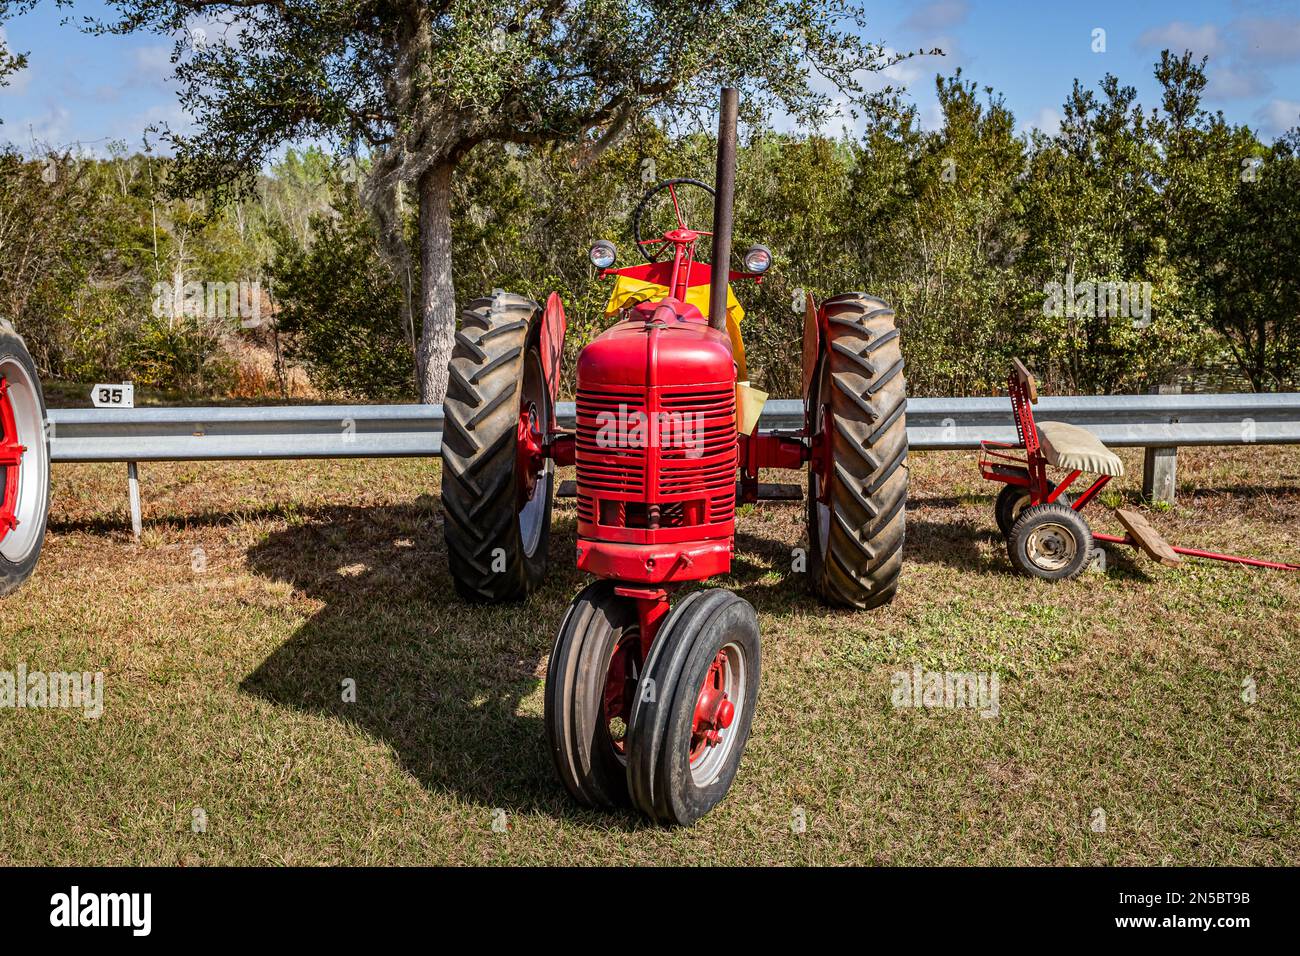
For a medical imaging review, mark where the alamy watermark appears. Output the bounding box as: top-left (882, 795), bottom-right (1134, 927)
top-left (151, 279), bottom-right (263, 328)
top-left (0, 663), bottom-right (104, 719)
top-left (595, 404), bottom-right (706, 459)
top-left (891, 665), bottom-right (1000, 718)
top-left (50, 886), bottom-right (150, 936)
top-left (1043, 274), bottom-right (1151, 327)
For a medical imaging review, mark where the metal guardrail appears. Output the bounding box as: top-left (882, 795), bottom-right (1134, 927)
top-left (49, 404), bottom-right (445, 462)
top-left (45, 392), bottom-right (1300, 538)
top-left (47, 393), bottom-right (1300, 462)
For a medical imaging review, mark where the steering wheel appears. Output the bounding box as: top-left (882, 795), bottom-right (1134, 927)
top-left (631, 178), bottom-right (716, 263)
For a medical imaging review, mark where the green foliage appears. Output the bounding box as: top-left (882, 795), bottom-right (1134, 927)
top-left (127, 314), bottom-right (235, 393)
top-left (0, 36), bottom-right (1295, 400)
top-left (0, 145), bottom-right (283, 395)
top-left (66, 0), bottom-right (899, 196)
top-left (269, 194), bottom-right (415, 401)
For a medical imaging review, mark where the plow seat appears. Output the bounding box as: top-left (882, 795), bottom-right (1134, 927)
top-left (1036, 420), bottom-right (1124, 477)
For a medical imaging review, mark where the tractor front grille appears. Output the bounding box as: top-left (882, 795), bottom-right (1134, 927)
top-left (575, 387), bottom-right (646, 501)
top-left (656, 386), bottom-right (736, 524)
top-left (575, 383), bottom-right (736, 533)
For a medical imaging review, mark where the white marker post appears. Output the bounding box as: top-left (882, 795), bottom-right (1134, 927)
top-left (90, 383), bottom-right (141, 539)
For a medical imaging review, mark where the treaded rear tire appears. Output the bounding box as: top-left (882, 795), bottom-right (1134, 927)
top-left (0, 320), bottom-right (50, 599)
top-left (807, 293), bottom-right (908, 609)
top-left (441, 293), bottom-right (552, 602)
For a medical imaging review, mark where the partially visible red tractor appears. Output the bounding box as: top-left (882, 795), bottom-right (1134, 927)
top-left (0, 318), bottom-right (52, 599)
top-left (441, 89), bottom-right (908, 824)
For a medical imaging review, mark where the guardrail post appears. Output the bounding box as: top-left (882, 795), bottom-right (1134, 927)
top-left (1142, 385), bottom-right (1180, 505)
top-left (127, 461), bottom-right (142, 540)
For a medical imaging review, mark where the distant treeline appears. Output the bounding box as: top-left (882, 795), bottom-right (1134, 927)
top-left (2, 54), bottom-right (1297, 400)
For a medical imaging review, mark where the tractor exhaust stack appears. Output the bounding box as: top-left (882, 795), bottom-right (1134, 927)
top-left (709, 87), bottom-right (739, 334)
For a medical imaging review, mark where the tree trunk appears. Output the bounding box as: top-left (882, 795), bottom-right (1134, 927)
top-left (417, 159), bottom-right (457, 403)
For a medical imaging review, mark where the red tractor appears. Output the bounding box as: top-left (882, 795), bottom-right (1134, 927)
top-left (441, 89), bottom-right (907, 824)
top-left (0, 318), bottom-right (52, 599)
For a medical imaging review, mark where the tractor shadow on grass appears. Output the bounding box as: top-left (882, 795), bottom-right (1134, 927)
top-left (238, 494), bottom-right (1154, 826)
top-left (240, 498), bottom-right (649, 829)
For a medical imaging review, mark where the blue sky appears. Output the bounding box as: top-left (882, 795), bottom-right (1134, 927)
top-left (1, 0), bottom-right (1298, 155)
top-left (854, 0), bottom-right (1300, 138)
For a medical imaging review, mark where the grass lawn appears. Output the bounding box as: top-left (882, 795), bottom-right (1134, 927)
top-left (1, 443), bottom-right (1297, 865)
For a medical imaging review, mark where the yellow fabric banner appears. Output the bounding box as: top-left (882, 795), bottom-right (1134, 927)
top-left (603, 274), bottom-right (748, 378)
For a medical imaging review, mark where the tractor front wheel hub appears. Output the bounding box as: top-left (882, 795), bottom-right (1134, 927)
top-left (0, 376), bottom-right (30, 541)
top-left (691, 651), bottom-right (736, 752)
top-left (516, 400), bottom-right (545, 504)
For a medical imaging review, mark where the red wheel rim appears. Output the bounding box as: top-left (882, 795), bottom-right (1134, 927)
top-left (689, 649), bottom-right (736, 764)
top-left (0, 376), bottom-right (26, 544)
top-left (601, 631), bottom-right (640, 757)
top-left (515, 400), bottom-right (544, 505)
top-left (808, 400), bottom-right (832, 503)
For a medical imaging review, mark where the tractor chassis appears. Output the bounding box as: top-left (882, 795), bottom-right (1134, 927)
top-left (444, 89), bottom-right (910, 826)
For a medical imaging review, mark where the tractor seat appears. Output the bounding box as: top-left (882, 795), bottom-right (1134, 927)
top-left (1036, 421), bottom-right (1124, 477)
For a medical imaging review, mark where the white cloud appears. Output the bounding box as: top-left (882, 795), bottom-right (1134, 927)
top-left (6, 104), bottom-right (71, 150)
top-left (128, 44), bottom-right (174, 87)
top-left (0, 26), bottom-right (31, 96)
top-left (876, 46), bottom-right (929, 88)
top-left (0, 64), bottom-right (31, 96)
top-left (1256, 98), bottom-right (1300, 137)
top-left (183, 12), bottom-right (249, 43)
top-left (1137, 21), bottom-right (1225, 57)
top-left (1234, 17), bottom-right (1300, 64)
top-left (1020, 106), bottom-right (1062, 138)
top-left (921, 34), bottom-right (964, 70)
top-left (132, 45), bottom-right (172, 72)
top-left (1137, 16), bottom-right (1300, 110)
top-left (918, 101), bottom-right (945, 132)
top-left (118, 101), bottom-right (194, 145)
top-left (1205, 64), bottom-right (1272, 101)
top-left (903, 1), bottom-right (970, 33)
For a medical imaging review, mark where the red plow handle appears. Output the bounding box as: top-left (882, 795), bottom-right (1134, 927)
top-left (1092, 533), bottom-right (1300, 571)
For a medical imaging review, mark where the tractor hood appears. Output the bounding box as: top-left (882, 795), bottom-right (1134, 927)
top-left (578, 301), bottom-right (736, 391)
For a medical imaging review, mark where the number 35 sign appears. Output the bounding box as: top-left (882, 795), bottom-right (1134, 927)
top-left (91, 382), bottom-right (134, 408)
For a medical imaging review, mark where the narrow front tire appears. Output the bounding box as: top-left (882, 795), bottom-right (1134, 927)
top-left (626, 589), bottom-right (761, 826)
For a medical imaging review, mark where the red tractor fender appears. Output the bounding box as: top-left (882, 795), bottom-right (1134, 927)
top-left (535, 292), bottom-right (567, 430)
top-left (800, 290), bottom-right (826, 433)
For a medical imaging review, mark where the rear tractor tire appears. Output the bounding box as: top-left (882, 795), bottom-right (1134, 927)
top-left (806, 293), bottom-right (908, 609)
top-left (441, 293), bottom-right (554, 602)
top-left (0, 319), bottom-right (51, 598)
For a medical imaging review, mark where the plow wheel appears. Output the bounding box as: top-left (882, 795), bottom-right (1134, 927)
top-left (441, 293), bottom-right (553, 602)
top-left (626, 589), bottom-right (760, 826)
top-left (543, 580), bottom-right (640, 808)
top-left (1007, 502), bottom-right (1092, 581)
top-left (806, 293), bottom-right (908, 609)
top-left (0, 321), bottom-right (51, 598)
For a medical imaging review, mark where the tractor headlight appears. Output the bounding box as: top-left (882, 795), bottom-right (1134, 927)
top-left (589, 240), bottom-right (617, 270)
top-left (742, 244), bottom-right (772, 274)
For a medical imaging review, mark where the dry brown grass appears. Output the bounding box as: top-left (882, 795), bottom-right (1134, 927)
top-left (1, 443), bottom-right (1296, 865)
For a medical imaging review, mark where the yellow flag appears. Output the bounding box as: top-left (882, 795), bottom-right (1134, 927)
top-left (604, 275), bottom-right (747, 379)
